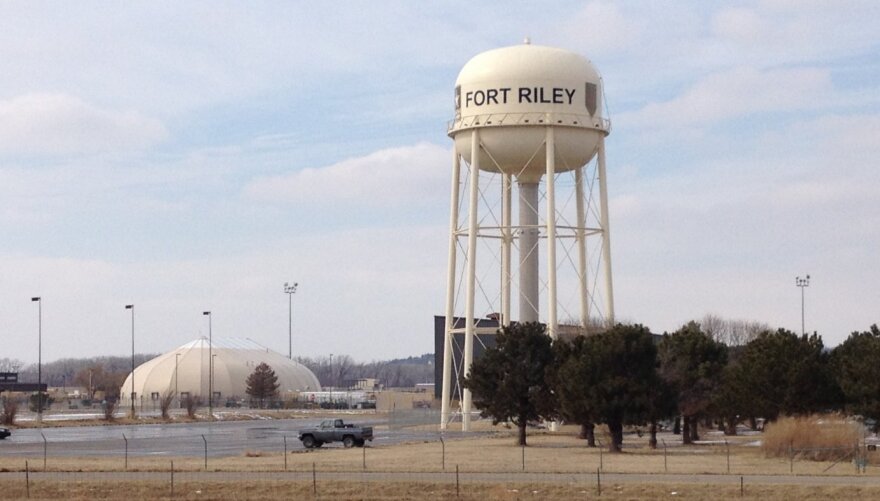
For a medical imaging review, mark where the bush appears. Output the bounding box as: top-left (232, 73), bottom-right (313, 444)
top-left (28, 393), bottom-right (52, 412)
top-left (103, 399), bottom-right (117, 421)
top-left (184, 394), bottom-right (201, 419)
top-left (762, 415), bottom-right (860, 461)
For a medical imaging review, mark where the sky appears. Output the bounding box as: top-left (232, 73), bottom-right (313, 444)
top-left (1, 1), bottom-right (878, 364)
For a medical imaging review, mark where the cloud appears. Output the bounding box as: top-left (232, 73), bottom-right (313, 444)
top-left (552, 2), bottom-right (645, 56)
top-left (0, 224), bottom-right (448, 363)
top-left (609, 110), bottom-right (880, 341)
top-left (618, 67), bottom-right (834, 129)
top-left (0, 93), bottom-right (167, 155)
top-left (244, 142), bottom-right (449, 208)
top-left (710, 1), bottom-right (880, 64)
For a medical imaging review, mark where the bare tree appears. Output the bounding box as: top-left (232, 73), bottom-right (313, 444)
top-left (701, 314), bottom-right (771, 346)
top-left (0, 358), bottom-right (24, 373)
top-left (103, 400), bottom-right (117, 421)
top-left (184, 394), bottom-right (201, 419)
top-left (2, 398), bottom-right (19, 425)
top-left (159, 392), bottom-right (175, 420)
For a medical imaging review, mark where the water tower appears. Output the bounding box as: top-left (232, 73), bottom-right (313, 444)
top-left (439, 41), bottom-right (615, 431)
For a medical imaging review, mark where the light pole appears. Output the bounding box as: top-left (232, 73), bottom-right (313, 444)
top-left (212, 354), bottom-right (218, 406)
top-left (328, 353), bottom-right (333, 407)
top-left (125, 304), bottom-right (135, 417)
top-left (203, 311), bottom-right (212, 418)
top-left (175, 353), bottom-right (181, 409)
top-left (796, 275), bottom-right (810, 335)
top-left (284, 282), bottom-right (298, 359)
top-left (30, 297), bottom-right (41, 424)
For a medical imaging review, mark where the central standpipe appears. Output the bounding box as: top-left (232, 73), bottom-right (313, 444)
top-left (518, 181), bottom-right (540, 323)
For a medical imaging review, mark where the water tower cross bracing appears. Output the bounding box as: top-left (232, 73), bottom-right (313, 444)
top-left (439, 42), bottom-right (615, 431)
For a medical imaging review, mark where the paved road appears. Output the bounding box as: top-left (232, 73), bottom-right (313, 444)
top-left (0, 417), bottom-right (465, 458)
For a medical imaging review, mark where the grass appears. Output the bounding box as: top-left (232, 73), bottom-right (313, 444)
top-left (2, 422), bottom-right (880, 499)
top-left (0, 425), bottom-right (873, 476)
top-left (1, 479), bottom-right (880, 500)
top-left (762, 415), bottom-right (862, 461)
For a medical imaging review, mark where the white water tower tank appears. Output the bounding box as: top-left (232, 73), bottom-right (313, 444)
top-left (449, 43), bottom-right (608, 183)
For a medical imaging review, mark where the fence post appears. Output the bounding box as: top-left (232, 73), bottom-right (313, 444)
top-left (597, 439), bottom-right (603, 472)
top-left (725, 439), bottom-right (730, 474)
top-left (440, 435), bottom-right (446, 471)
top-left (363, 443), bottom-right (366, 470)
top-left (170, 461), bottom-right (174, 499)
top-left (283, 436), bottom-right (288, 471)
top-left (740, 475), bottom-right (744, 497)
top-left (521, 443), bottom-right (525, 471)
top-left (202, 434), bottom-right (208, 470)
top-left (789, 441), bottom-right (793, 474)
top-left (662, 439), bottom-right (667, 472)
top-left (123, 433), bottom-right (129, 471)
top-left (40, 433), bottom-right (47, 471)
top-left (312, 462), bottom-right (317, 496)
top-left (455, 464), bottom-right (460, 498)
top-left (25, 460), bottom-right (30, 499)
top-left (596, 467), bottom-right (601, 496)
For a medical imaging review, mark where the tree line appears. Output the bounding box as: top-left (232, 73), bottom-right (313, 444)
top-left (1, 351), bottom-right (434, 400)
top-left (464, 321), bottom-right (880, 450)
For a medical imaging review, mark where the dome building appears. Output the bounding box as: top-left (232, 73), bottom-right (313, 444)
top-left (120, 338), bottom-right (320, 407)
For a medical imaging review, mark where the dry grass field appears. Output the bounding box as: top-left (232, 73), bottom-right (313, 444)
top-left (3, 417), bottom-right (879, 500)
top-left (1, 479), bottom-right (880, 500)
top-left (0, 424), bottom-right (873, 476)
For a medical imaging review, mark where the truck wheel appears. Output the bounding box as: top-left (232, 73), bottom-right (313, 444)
top-left (343, 436), bottom-right (355, 448)
top-left (302, 435), bottom-right (316, 449)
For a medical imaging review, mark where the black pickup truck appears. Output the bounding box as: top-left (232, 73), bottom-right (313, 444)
top-left (298, 419), bottom-right (372, 448)
top-left (0, 427), bottom-right (10, 440)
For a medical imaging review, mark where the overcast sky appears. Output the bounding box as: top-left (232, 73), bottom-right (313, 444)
top-left (1, 1), bottom-right (878, 364)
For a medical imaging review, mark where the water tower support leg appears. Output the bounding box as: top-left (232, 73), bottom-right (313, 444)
top-left (545, 128), bottom-right (558, 341)
top-left (501, 173), bottom-right (512, 327)
top-left (597, 137), bottom-right (615, 322)
top-left (462, 129), bottom-right (481, 432)
top-left (440, 148), bottom-right (462, 430)
top-left (575, 167), bottom-right (590, 329)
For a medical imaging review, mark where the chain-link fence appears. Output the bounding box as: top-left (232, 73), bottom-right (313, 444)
top-left (3, 430), bottom-right (880, 499)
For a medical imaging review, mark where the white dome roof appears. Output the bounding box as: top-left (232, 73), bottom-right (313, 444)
top-left (120, 338), bottom-right (321, 401)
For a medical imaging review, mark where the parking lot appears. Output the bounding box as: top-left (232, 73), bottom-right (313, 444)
top-left (0, 415), bottom-right (464, 457)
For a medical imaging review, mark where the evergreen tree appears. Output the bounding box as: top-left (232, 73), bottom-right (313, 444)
top-left (832, 325), bottom-right (880, 431)
top-left (463, 322), bottom-right (556, 446)
top-left (246, 362), bottom-right (280, 408)
top-left (552, 336), bottom-right (599, 447)
top-left (572, 323), bottom-right (660, 452)
top-left (736, 329), bottom-right (840, 420)
top-left (658, 321), bottom-right (728, 444)
top-left (709, 360), bottom-right (751, 435)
